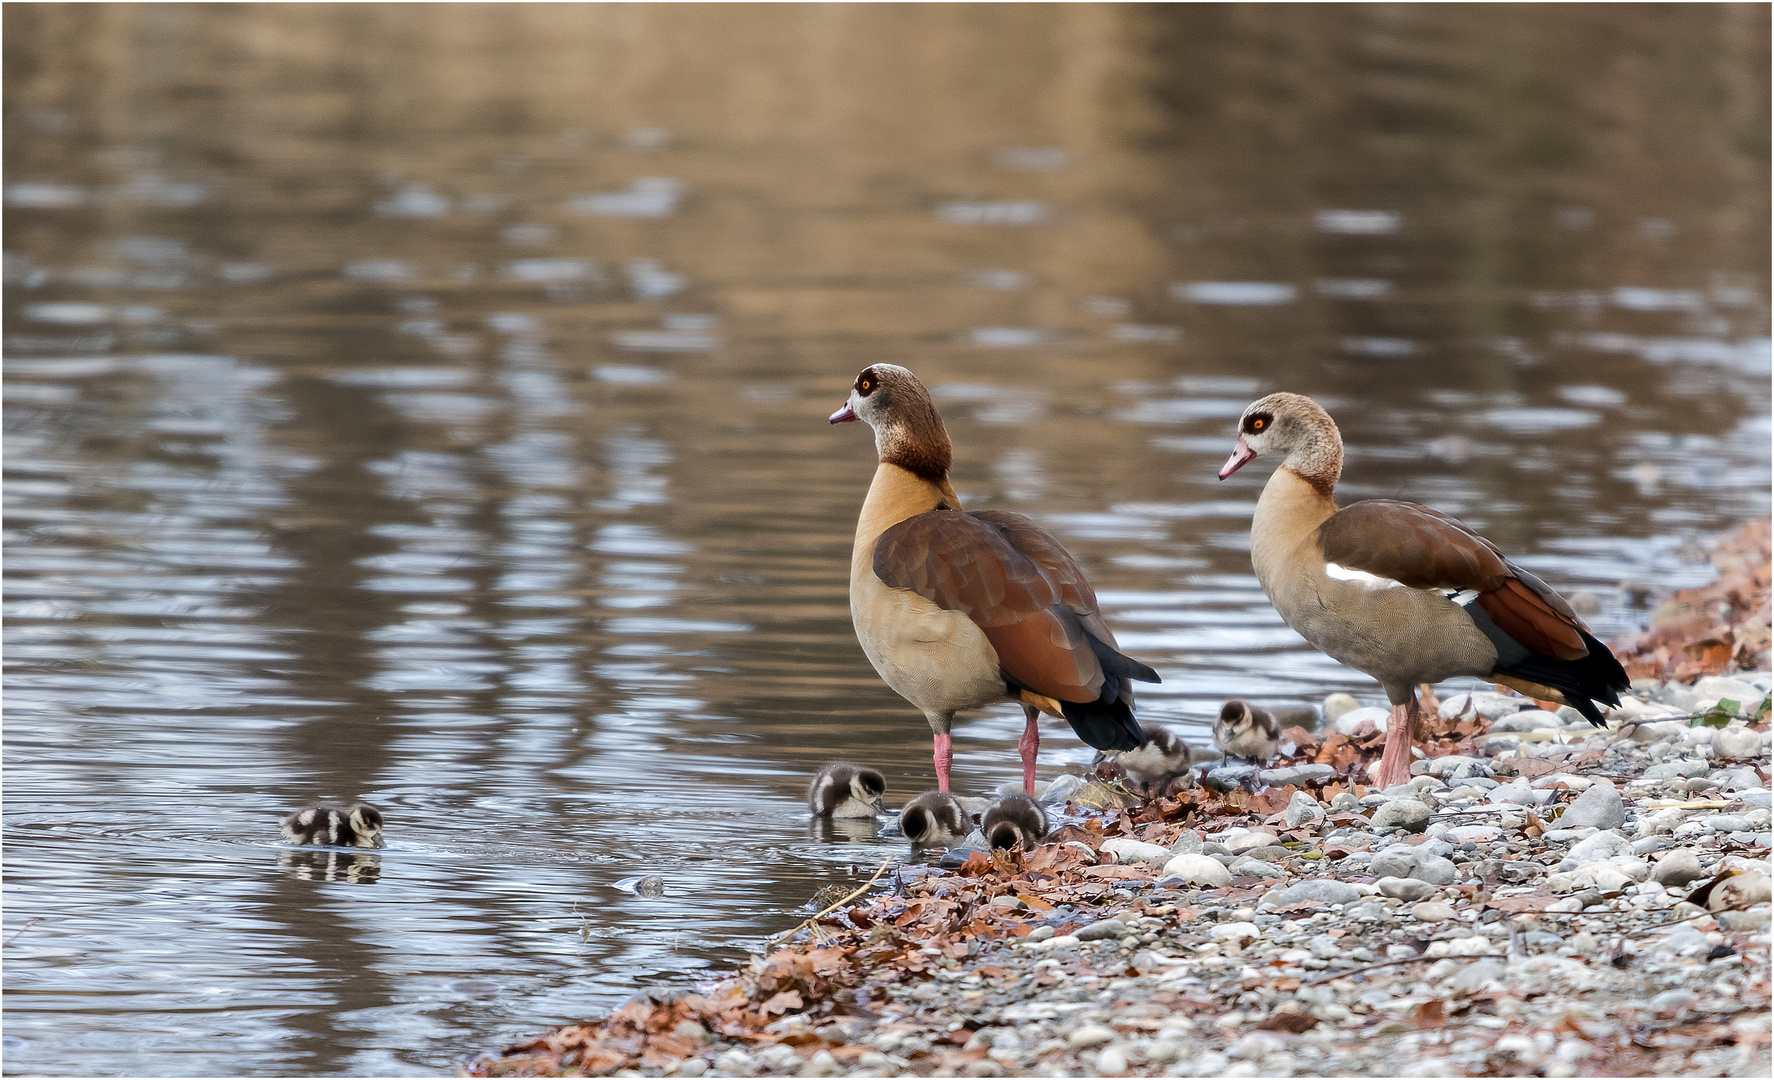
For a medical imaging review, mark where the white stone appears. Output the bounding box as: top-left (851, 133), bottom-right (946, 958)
top-left (1101, 838), bottom-right (1170, 865)
top-left (1222, 830), bottom-right (1280, 854)
top-left (1709, 871), bottom-right (1772, 912)
top-left (1209, 921), bottom-right (1261, 944)
top-left (1228, 1032), bottom-right (1286, 1060)
top-left (1568, 830), bottom-right (1632, 862)
top-left (1713, 724), bottom-right (1762, 759)
top-left (1323, 693), bottom-right (1362, 725)
top-left (1693, 677), bottom-right (1764, 712)
top-left (1335, 706), bottom-right (1391, 735)
top-left (1161, 853), bottom-right (1233, 887)
top-left (1068, 1024), bottom-right (1117, 1048)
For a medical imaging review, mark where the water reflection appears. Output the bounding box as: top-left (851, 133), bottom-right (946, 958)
top-left (4, 4), bottom-right (1769, 1076)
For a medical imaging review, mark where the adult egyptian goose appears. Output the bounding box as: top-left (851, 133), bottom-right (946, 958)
top-left (831, 364), bottom-right (1159, 794)
top-left (1214, 700), bottom-right (1280, 765)
top-left (1219, 392), bottom-right (1628, 788)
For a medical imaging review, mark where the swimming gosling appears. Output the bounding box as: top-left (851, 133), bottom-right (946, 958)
top-left (981, 794), bottom-right (1048, 851)
top-left (807, 762), bottom-right (887, 818)
top-left (1107, 724), bottom-right (1195, 799)
top-left (281, 803), bottom-right (384, 848)
top-left (899, 790), bottom-right (971, 846)
top-left (1214, 699), bottom-right (1281, 764)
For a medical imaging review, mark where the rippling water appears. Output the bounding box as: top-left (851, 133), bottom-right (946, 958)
top-left (4, 6), bottom-right (1769, 1075)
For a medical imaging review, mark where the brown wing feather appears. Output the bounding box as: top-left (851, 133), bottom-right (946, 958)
top-left (1319, 500), bottom-right (1591, 661)
top-left (1476, 579), bottom-right (1588, 660)
top-left (1317, 501), bottom-right (1511, 591)
top-left (873, 509), bottom-right (1106, 702)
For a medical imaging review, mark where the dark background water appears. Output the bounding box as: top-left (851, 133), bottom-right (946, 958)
top-left (3, 5), bottom-right (1768, 1075)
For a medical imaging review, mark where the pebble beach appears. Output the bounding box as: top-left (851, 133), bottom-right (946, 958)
top-left (475, 678), bottom-right (1770, 1079)
top-left (476, 520), bottom-right (1772, 1079)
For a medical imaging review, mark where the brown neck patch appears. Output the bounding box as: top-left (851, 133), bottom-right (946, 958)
top-left (1284, 464), bottom-right (1338, 502)
top-left (876, 388), bottom-right (952, 482)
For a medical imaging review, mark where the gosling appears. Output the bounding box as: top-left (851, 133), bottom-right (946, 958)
top-left (1214, 699), bottom-right (1281, 765)
top-left (899, 790), bottom-right (971, 846)
top-left (807, 762), bottom-right (887, 818)
top-left (981, 794), bottom-right (1048, 851)
top-left (281, 803), bottom-right (384, 848)
top-left (1106, 724), bottom-right (1195, 799)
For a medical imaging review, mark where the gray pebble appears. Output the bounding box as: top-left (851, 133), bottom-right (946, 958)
top-left (1451, 958), bottom-right (1507, 993)
top-left (1650, 848), bottom-right (1704, 886)
top-left (1076, 918), bottom-right (1133, 941)
top-left (1557, 782), bottom-right (1626, 831)
top-left (1270, 879), bottom-right (1361, 906)
top-left (1643, 759), bottom-right (1709, 780)
top-left (1370, 799), bottom-right (1432, 833)
top-left (1262, 763), bottom-right (1336, 787)
top-left (1377, 876), bottom-right (1436, 901)
top-left (1230, 858), bottom-right (1285, 879)
top-left (1168, 829), bottom-right (1204, 854)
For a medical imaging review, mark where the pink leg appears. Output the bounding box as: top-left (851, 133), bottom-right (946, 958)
top-left (933, 732), bottom-right (954, 793)
top-left (1019, 705), bottom-right (1041, 796)
top-left (1375, 701), bottom-right (1414, 789)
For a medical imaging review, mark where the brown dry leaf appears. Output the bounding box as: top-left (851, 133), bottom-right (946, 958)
top-left (1256, 1011), bottom-right (1320, 1034)
top-left (757, 989), bottom-right (803, 1016)
top-left (1081, 864), bottom-right (1150, 880)
top-left (1045, 824), bottom-right (1103, 849)
top-left (1412, 999), bottom-right (1447, 1028)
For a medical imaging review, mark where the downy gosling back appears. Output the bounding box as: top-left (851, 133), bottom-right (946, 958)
top-left (1105, 724), bottom-right (1195, 799)
top-left (807, 763), bottom-right (887, 818)
top-left (1214, 700), bottom-right (1281, 764)
top-left (281, 803), bottom-right (384, 848)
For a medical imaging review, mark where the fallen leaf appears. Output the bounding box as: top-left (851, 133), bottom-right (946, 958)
top-left (1412, 999), bottom-right (1447, 1028)
top-left (1256, 1011), bottom-right (1320, 1033)
top-left (758, 990), bottom-right (803, 1016)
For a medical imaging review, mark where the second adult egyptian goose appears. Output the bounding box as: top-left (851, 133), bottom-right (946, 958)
top-left (831, 365), bottom-right (1159, 794)
top-left (1219, 392), bottom-right (1628, 789)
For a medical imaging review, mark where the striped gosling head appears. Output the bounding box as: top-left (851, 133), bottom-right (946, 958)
top-left (899, 790), bottom-right (971, 846)
top-left (981, 794), bottom-right (1048, 852)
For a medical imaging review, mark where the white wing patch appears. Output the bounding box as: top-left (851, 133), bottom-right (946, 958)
top-left (1445, 589), bottom-right (1480, 607)
top-left (1324, 562), bottom-right (1406, 590)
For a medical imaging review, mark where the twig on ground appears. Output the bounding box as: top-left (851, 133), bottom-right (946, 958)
top-left (766, 854), bottom-right (896, 949)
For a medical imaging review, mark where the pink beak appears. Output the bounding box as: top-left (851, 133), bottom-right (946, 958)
top-left (829, 401), bottom-right (858, 424)
top-left (1219, 434), bottom-right (1255, 480)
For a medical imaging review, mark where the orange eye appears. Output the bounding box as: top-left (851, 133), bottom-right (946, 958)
top-left (859, 379), bottom-right (873, 393)
top-left (1251, 417), bottom-right (1266, 432)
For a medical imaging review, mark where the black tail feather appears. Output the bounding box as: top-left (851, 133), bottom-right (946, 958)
top-left (1086, 635), bottom-right (1161, 685)
top-left (1057, 674), bottom-right (1146, 752)
top-left (1474, 606), bottom-right (1629, 727)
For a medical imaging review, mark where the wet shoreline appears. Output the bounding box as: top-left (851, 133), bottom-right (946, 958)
top-left (473, 522), bottom-right (1772, 1079)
